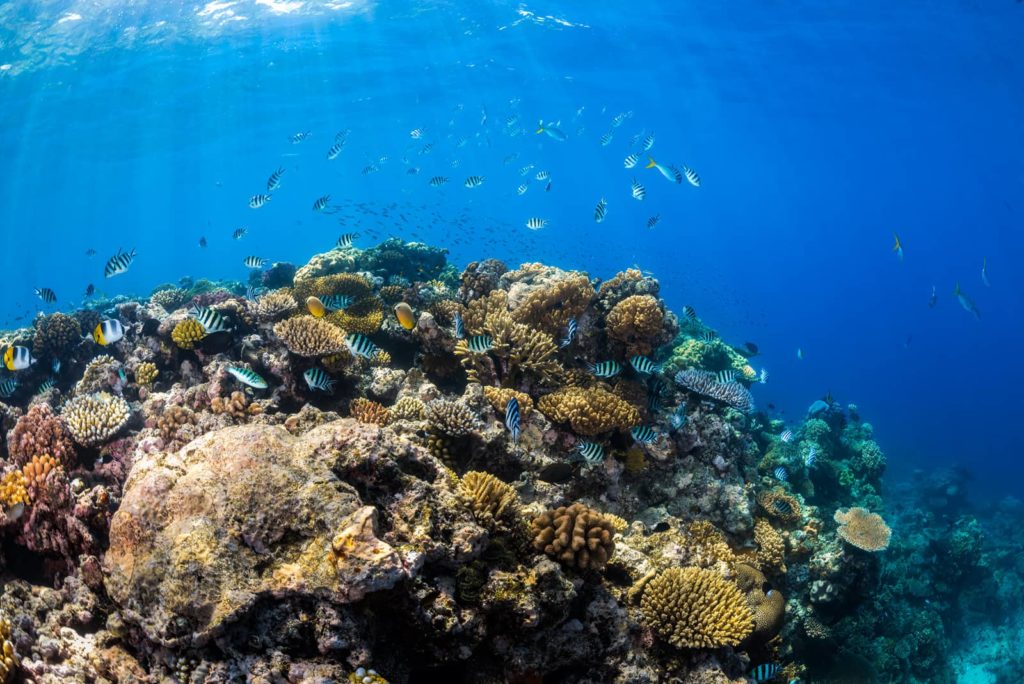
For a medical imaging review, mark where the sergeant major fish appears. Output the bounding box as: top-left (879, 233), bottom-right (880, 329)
top-left (303, 367), bottom-right (336, 393)
top-left (104, 248), bottom-right (136, 278)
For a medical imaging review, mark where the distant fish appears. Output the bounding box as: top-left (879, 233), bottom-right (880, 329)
top-left (92, 319), bottom-right (124, 345)
top-left (518, 164), bottom-right (535, 176)
top-left (805, 445), bottom-right (817, 467)
top-left (3, 346), bottom-right (36, 371)
top-left (249, 193), bottom-right (271, 209)
top-left (35, 287), bottom-right (57, 304)
top-left (429, 176), bottom-right (449, 187)
top-left (575, 440), bottom-right (605, 465)
top-left (466, 334), bottom-right (493, 353)
top-left (535, 170), bottom-right (550, 181)
top-left (892, 232), bottom-right (903, 261)
top-left (505, 397), bottom-right (521, 444)
top-left (303, 367), bottom-right (335, 393)
top-left (630, 425), bottom-right (659, 444)
top-left (750, 664), bottom-right (781, 683)
top-left (453, 312), bottom-right (465, 339)
top-left (982, 257), bottom-right (990, 287)
top-left (246, 285), bottom-right (264, 300)
top-left (525, 218), bottom-right (548, 230)
top-left (393, 302), bottom-right (416, 330)
top-left (190, 306), bottom-right (232, 334)
top-left (345, 333), bottom-right (379, 358)
top-left (559, 318), bottom-right (577, 348)
top-left (796, 347), bottom-right (804, 360)
top-left (85, 248), bottom-right (97, 257)
top-left (631, 178), bottom-right (646, 201)
top-left (406, 167), bottom-right (420, 175)
top-left (516, 183), bottom-right (529, 196)
top-left (759, 368), bottom-right (769, 384)
top-left (648, 376), bottom-right (668, 413)
top-left (52, 358), bottom-right (61, 374)
top-left (338, 233), bottom-right (358, 248)
top-left (84, 283), bottom-right (95, 297)
top-left (267, 167), bottom-right (285, 191)
top-left (624, 153), bottom-right (640, 169)
top-left (953, 281), bottom-right (980, 319)
top-left (312, 195), bottom-right (335, 213)
top-left (227, 366), bottom-right (267, 389)
top-left (629, 355), bottom-right (661, 375)
top-left (409, 128), bottom-right (424, 139)
top-left (646, 214), bottom-right (660, 229)
top-left (588, 360), bottom-right (622, 378)
top-left (289, 131), bottom-right (311, 143)
top-left (640, 133), bottom-right (655, 151)
top-left (0, 377), bottom-right (17, 398)
top-left (780, 429), bottom-right (793, 443)
top-left (360, 164), bottom-right (379, 175)
top-left (232, 227), bottom-right (247, 240)
top-left (683, 305), bottom-right (698, 320)
top-left (646, 157), bottom-right (682, 183)
top-left (326, 142), bottom-right (344, 160)
top-left (928, 285), bottom-right (937, 309)
top-left (198, 237), bottom-right (207, 248)
top-left (773, 466), bottom-right (788, 481)
top-left (594, 198), bottom-right (608, 223)
top-left (37, 378), bottom-right (55, 394)
top-left (536, 120), bottom-right (567, 141)
top-left (503, 152), bottom-right (519, 165)
top-left (682, 165), bottom-right (701, 187)
top-left (420, 143), bottom-right (433, 154)
top-left (600, 132), bottom-right (613, 146)
top-left (741, 341), bottom-right (760, 356)
top-left (700, 331), bottom-right (717, 343)
top-left (611, 111), bottom-right (631, 127)
top-left (464, 175), bottom-right (485, 188)
top-left (243, 256), bottom-right (266, 269)
top-left (104, 248), bottom-right (136, 278)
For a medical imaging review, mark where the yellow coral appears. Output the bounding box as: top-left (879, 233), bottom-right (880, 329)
top-left (754, 519), bottom-right (787, 572)
top-left (458, 471), bottom-right (519, 529)
top-left (482, 386), bottom-right (533, 419)
top-left (758, 488), bottom-right (802, 524)
top-left (21, 454), bottom-right (60, 495)
top-left (640, 567), bottom-right (754, 649)
top-left (135, 362), bottom-right (159, 386)
top-left (370, 349), bottom-right (391, 366)
top-left (667, 337), bottom-right (751, 377)
top-left (510, 274), bottom-right (594, 336)
top-left (349, 398), bottom-right (392, 426)
top-left (171, 319), bottom-right (206, 350)
top-left (326, 304), bottom-right (384, 335)
top-left (390, 397), bottom-right (426, 421)
top-left (685, 520), bottom-right (740, 568)
top-left (537, 387), bottom-right (640, 436)
top-left (0, 470), bottom-right (29, 514)
top-left (348, 667), bottom-right (388, 684)
top-left (605, 294), bottom-right (664, 356)
top-left (0, 616), bottom-right (17, 684)
top-left (273, 316), bottom-right (348, 356)
top-left (834, 507), bottom-right (891, 552)
top-left (61, 392), bottom-right (132, 447)
top-left (379, 285), bottom-right (406, 303)
top-left (530, 503), bottom-right (616, 570)
top-left (292, 272), bottom-right (372, 302)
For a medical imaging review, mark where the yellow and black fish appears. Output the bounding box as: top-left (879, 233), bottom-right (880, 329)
top-left (3, 345), bottom-right (36, 371)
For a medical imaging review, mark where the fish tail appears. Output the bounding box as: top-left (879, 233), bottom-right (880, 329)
top-left (953, 281), bottom-right (961, 296)
top-left (645, 157), bottom-right (656, 169)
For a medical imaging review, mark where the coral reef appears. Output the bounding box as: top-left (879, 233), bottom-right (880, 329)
top-left (425, 398), bottom-right (480, 436)
top-left (171, 318), bottom-right (206, 349)
top-left (254, 290), bottom-right (298, 322)
top-left (537, 387), bottom-right (640, 436)
top-left (32, 312), bottom-right (81, 358)
top-left (458, 471), bottom-right (519, 530)
top-left (6, 404), bottom-right (76, 468)
top-left (834, 506), bottom-right (891, 552)
top-left (349, 397), bottom-right (392, 425)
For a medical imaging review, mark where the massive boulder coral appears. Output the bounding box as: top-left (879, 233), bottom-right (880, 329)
top-left (605, 294), bottom-right (664, 356)
top-left (60, 392), bottom-right (131, 447)
top-left (273, 316), bottom-right (348, 356)
top-left (530, 503), bottom-right (616, 570)
top-left (32, 312), bottom-right (82, 357)
top-left (537, 387), bottom-right (640, 436)
top-left (640, 567), bottom-right (754, 649)
top-left (834, 507), bottom-right (891, 552)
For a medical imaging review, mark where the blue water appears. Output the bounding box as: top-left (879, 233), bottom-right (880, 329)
top-left (1, 0), bottom-right (1022, 498)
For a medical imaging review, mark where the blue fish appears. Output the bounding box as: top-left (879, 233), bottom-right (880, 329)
top-left (227, 366), bottom-right (267, 389)
top-left (536, 120), bottom-right (568, 141)
top-left (631, 425), bottom-right (659, 444)
top-left (773, 466), bottom-right (788, 482)
top-left (804, 445), bottom-right (817, 467)
top-left (953, 281), bottom-right (980, 320)
top-left (505, 398), bottom-right (521, 444)
top-left (559, 318), bottom-right (577, 348)
top-left (750, 663), bottom-right (781, 682)
top-left (588, 360), bottom-right (622, 378)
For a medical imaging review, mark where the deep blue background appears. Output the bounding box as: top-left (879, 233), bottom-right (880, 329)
top-left (1, 0), bottom-right (1021, 498)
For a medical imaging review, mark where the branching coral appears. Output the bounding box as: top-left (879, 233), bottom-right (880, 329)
top-left (685, 520), bottom-right (740, 568)
top-left (530, 503), bottom-right (616, 570)
top-left (32, 312), bottom-right (82, 357)
top-left (754, 519), bottom-right (787, 573)
top-left (425, 399), bottom-right (481, 436)
top-left (273, 317), bottom-right (348, 356)
top-left (211, 392), bottom-right (263, 420)
top-left (135, 362), bottom-right (159, 386)
top-left (458, 471), bottom-right (519, 529)
top-left (349, 398), bottom-right (392, 426)
top-left (291, 273), bottom-right (372, 303)
top-left (255, 291), bottom-right (298, 322)
top-left (537, 387), bottom-right (640, 436)
top-left (61, 392), bottom-right (132, 447)
top-left (6, 404), bottom-right (76, 468)
top-left (459, 259), bottom-right (508, 300)
top-left (509, 273), bottom-right (594, 336)
top-left (390, 397), bottom-right (426, 421)
top-left (606, 294), bottom-right (664, 356)
top-left (834, 507), bottom-right (891, 552)
top-left (674, 369), bottom-right (754, 413)
top-left (172, 319), bottom-right (207, 350)
top-left (640, 567), bottom-right (754, 649)
top-left (155, 405), bottom-right (196, 444)
top-left (758, 489), bottom-right (802, 524)
top-left (151, 287), bottom-right (191, 311)
top-left (74, 354), bottom-right (123, 396)
top-left (21, 454), bottom-right (61, 499)
top-left (483, 386), bottom-right (533, 419)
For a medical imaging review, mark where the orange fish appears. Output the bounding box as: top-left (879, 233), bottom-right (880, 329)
top-left (393, 302), bottom-right (416, 330)
top-left (306, 296), bottom-right (326, 318)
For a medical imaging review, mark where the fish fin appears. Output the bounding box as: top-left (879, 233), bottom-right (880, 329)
top-left (645, 157), bottom-right (656, 169)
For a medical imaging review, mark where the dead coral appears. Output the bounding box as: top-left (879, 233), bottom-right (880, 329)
top-left (606, 294), bottom-right (664, 356)
top-left (640, 567), bottom-right (754, 649)
top-left (834, 507), bottom-right (891, 552)
top-left (425, 399), bottom-right (481, 437)
top-left (530, 502), bottom-right (616, 570)
top-left (458, 471), bottom-right (519, 529)
top-left (349, 398), bottom-right (392, 426)
top-left (273, 316), bottom-right (348, 356)
top-left (255, 290), bottom-right (298, 322)
top-left (537, 387), bottom-right (640, 436)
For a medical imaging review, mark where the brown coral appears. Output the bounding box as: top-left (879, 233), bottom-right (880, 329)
top-left (135, 362), bottom-right (159, 386)
top-left (255, 290), bottom-right (298, 322)
top-left (458, 294), bottom-right (563, 383)
top-left (349, 398), bottom-right (392, 426)
top-left (510, 274), bottom-right (594, 336)
top-left (537, 387), bottom-right (640, 436)
top-left (6, 404), bottom-right (76, 468)
top-left (640, 567), bottom-right (754, 649)
top-left (685, 520), bottom-right (740, 569)
top-left (391, 397), bottom-right (426, 421)
top-left (483, 386), bottom-right (533, 419)
top-left (273, 316), bottom-right (348, 356)
top-left (458, 471), bottom-right (519, 529)
top-left (834, 507), bottom-right (891, 552)
top-left (1, 616), bottom-right (18, 684)
top-left (151, 287), bottom-right (191, 311)
top-left (32, 312), bottom-right (82, 357)
top-left (606, 294), bottom-right (664, 356)
top-left (326, 300), bottom-right (384, 335)
top-left (734, 564), bottom-right (785, 640)
top-left (172, 319), bottom-right (207, 350)
top-left (530, 503), bottom-right (616, 570)
top-left (291, 272), bottom-right (372, 303)
top-left (211, 391), bottom-right (262, 420)
top-left (156, 406), bottom-right (196, 443)
top-left (379, 284), bottom-right (407, 304)
top-left (370, 350), bottom-right (392, 367)
top-left (754, 519), bottom-right (787, 572)
top-left (61, 392), bottom-right (132, 447)
top-left (425, 399), bottom-right (480, 436)
top-left (758, 488), bottom-right (802, 524)
top-left (21, 454), bottom-right (60, 496)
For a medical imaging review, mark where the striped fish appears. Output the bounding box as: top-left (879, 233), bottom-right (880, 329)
top-left (535, 170), bottom-right (550, 181)
top-left (773, 466), bottom-right (788, 482)
top-left (104, 248), bottom-right (136, 278)
top-left (227, 366), bottom-right (267, 389)
top-left (453, 312), bottom-right (465, 339)
top-left (429, 176), bottom-right (448, 187)
top-left (518, 164), bottom-right (534, 176)
top-left (700, 331), bottom-right (718, 343)
top-left (600, 132), bottom-right (613, 146)
top-left (759, 368), bottom-right (769, 384)
top-left (246, 285), bottom-right (265, 300)
top-left (249, 193), bottom-right (271, 209)
top-left (312, 194), bottom-right (332, 212)
top-left (289, 131), bottom-right (310, 143)
top-left (37, 378), bottom-right (55, 393)
top-left (640, 133), bottom-right (655, 151)
top-left (646, 214), bottom-right (660, 229)
top-left (716, 370), bottom-right (737, 384)
top-left (3, 346), bottom-right (35, 371)
top-left (337, 233), bottom-right (358, 248)
top-left (35, 287), bottom-right (57, 304)
top-left (588, 360), bottom-right (622, 378)
top-left (243, 256), bottom-right (266, 269)
top-left (326, 142), bottom-right (344, 160)
top-left (631, 178), bottom-right (646, 201)
top-left (505, 398), bottom-right (521, 444)
top-left (464, 175), bottom-right (485, 188)
top-left (559, 318), bottom-right (577, 348)
top-left (190, 306), bottom-right (232, 334)
top-left (683, 165), bottom-right (701, 187)
top-left (629, 355), bottom-right (661, 375)
top-left (750, 663), bottom-right (781, 682)
top-left (575, 440), bottom-right (604, 465)
top-left (0, 377), bottom-right (17, 397)
top-left (648, 376), bottom-right (669, 412)
top-left (683, 305), bottom-right (698, 320)
top-left (93, 319), bottom-right (125, 345)
top-left (669, 403), bottom-right (687, 430)
top-left (361, 164), bottom-right (379, 175)
top-left (780, 429), bottom-right (793, 443)
top-left (516, 183), bottom-right (529, 196)
top-left (233, 227), bottom-right (247, 240)
top-left (594, 198), bottom-right (608, 223)
top-left (804, 444), bottom-right (818, 467)
top-left (466, 335), bottom-right (493, 353)
top-left (631, 425), bottom-right (659, 444)
top-left (345, 333), bottom-right (378, 358)
top-left (624, 153), bottom-right (639, 169)
top-left (266, 167), bottom-right (285, 191)
top-left (525, 218), bottom-right (548, 230)
top-left (303, 367), bottom-right (336, 393)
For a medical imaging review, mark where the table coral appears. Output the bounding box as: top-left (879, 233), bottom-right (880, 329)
top-left (640, 567), bottom-right (754, 649)
top-left (60, 392), bottom-right (132, 447)
top-left (273, 316), bottom-right (348, 356)
top-left (834, 507), bottom-right (891, 552)
top-left (530, 502), bottom-right (616, 570)
top-left (6, 404), bottom-right (76, 468)
top-left (537, 387), bottom-right (640, 436)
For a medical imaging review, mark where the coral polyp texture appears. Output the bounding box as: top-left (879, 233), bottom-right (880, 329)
top-left (254, 290), bottom-right (298, 322)
top-left (834, 506), bottom-right (892, 552)
top-left (6, 404), bottom-right (76, 468)
top-left (458, 471), bottom-right (519, 529)
top-left (537, 387), bottom-right (640, 436)
top-left (640, 567), bottom-right (754, 649)
top-left (273, 316), bottom-right (349, 356)
top-left (530, 502), bottom-right (616, 570)
top-left (171, 318), bottom-right (206, 349)
top-left (425, 398), bottom-right (481, 436)
top-left (60, 391), bottom-right (132, 446)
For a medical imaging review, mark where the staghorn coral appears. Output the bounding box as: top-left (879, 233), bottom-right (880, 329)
top-left (135, 362), bottom-right (159, 386)
top-left (370, 349), bottom-right (392, 367)
top-left (606, 294), bottom-right (664, 356)
top-left (391, 397), bottom-right (426, 421)
top-left (425, 398), bottom-right (481, 436)
top-left (458, 471), bottom-right (519, 529)
top-left (255, 290), bottom-right (298, 322)
top-left (674, 368), bottom-right (754, 413)
top-left (291, 272), bottom-right (372, 303)
top-left (537, 387), bottom-right (640, 436)
top-left (211, 391), bottom-right (263, 420)
top-left (273, 316), bottom-right (348, 356)
top-left (640, 567), bottom-right (754, 649)
top-left (834, 507), bottom-right (891, 552)
top-left (0, 616), bottom-right (17, 684)
top-left (0, 470), bottom-right (29, 515)
top-left (32, 312), bottom-right (82, 357)
top-left (172, 318), bottom-right (207, 350)
top-left (483, 386), bottom-right (533, 419)
top-left (509, 273), bottom-right (594, 336)
top-left (349, 398), bottom-right (392, 426)
top-left (61, 392), bottom-right (132, 447)
top-left (754, 519), bottom-right (787, 573)
top-left (758, 488), bottom-right (802, 524)
top-left (6, 404), bottom-right (76, 468)
top-left (530, 502), bottom-right (616, 570)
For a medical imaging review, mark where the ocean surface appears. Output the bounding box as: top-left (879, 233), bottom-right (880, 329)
top-left (1, 0), bottom-right (1022, 505)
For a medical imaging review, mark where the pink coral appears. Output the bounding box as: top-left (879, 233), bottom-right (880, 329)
top-left (6, 404), bottom-right (77, 469)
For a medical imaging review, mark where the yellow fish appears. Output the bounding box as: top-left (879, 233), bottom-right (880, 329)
top-left (892, 232), bottom-right (903, 262)
top-left (393, 302), bottom-right (416, 330)
top-left (3, 345), bottom-right (36, 371)
top-left (306, 296), bottom-right (327, 318)
top-left (93, 319), bottom-right (124, 345)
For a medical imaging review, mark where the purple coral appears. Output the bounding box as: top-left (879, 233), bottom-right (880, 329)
top-left (6, 404), bottom-right (77, 468)
top-left (674, 369), bottom-right (754, 413)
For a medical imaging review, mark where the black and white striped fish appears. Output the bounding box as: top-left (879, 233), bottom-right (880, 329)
top-left (267, 167), bottom-right (285, 191)
top-left (227, 366), bottom-right (267, 389)
top-left (104, 248), bottom-right (136, 278)
top-left (337, 233), bottom-right (358, 248)
top-left (780, 429), bottom-right (794, 443)
top-left (464, 175), bottom-right (485, 188)
top-left (361, 164), bottom-right (379, 175)
top-left (466, 334), bottom-right (493, 353)
top-left (35, 287), bottom-right (57, 304)
top-left (0, 377), bottom-right (17, 398)
top-left (683, 305), bottom-right (698, 320)
top-left (246, 285), bottom-right (265, 300)
top-left (750, 664), bottom-right (781, 683)
top-left (429, 176), bottom-right (449, 187)
top-left (640, 133), bottom-right (655, 151)
top-left (716, 370), bottom-right (737, 384)
top-left (249, 194), bottom-right (271, 209)
top-left (453, 312), bottom-right (465, 339)
top-left (289, 131), bottom-right (311, 143)
top-left (518, 164), bottom-right (534, 176)
top-left (588, 360), bottom-right (622, 378)
top-left (525, 218), bottom-right (548, 230)
top-left (683, 165), bottom-right (701, 187)
top-left (303, 367), bottom-right (336, 393)
top-left (312, 195), bottom-right (333, 212)
top-left (326, 142), bottom-right (344, 160)
top-left (505, 397), bottom-right (521, 444)
top-left (535, 170), bottom-right (550, 181)
top-left (516, 183), bottom-right (529, 196)
top-left (233, 227), bottom-right (247, 240)
top-left (700, 331), bottom-right (718, 343)
top-left (345, 333), bottom-right (378, 358)
top-left (594, 198), bottom-right (607, 223)
top-left (773, 466), bottom-right (788, 482)
top-left (243, 256), bottom-right (266, 269)
top-left (629, 355), bottom-right (661, 375)
top-left (37, 378), bottom-right (55, 394)
top-left (190, 306), bottom-right (232, 334)
top-left (631, 425), bottom-right (659, 444)
top-left (559, 318), bottom-right (577, 348)
top-left (574, 440), bottom-right (605, 465)
top-left (321, 294), bottom-right (353, 311)
top-left (600, 132), bottom-right (613, 146)
top-left (631, 178), bottom-right (646, 201)
top-left (624, 153), bottom-right (639, 169)
top-left (646, 214), bottom-right (660, 229)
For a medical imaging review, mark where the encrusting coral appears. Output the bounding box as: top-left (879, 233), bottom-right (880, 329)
top-left (273, 316), bottom-right (348, 356)
top-left (640, 567), bottom-right (754, 649)
top-left (458, 471), bottom-right (519, 529)
top-left (530, 503), bottom-right (616, 570)
top-left (834, 507), bottom-right (891, 552)
top-left (171, 318), bottom-right (207, 350)
top-left (60, 391), bottom-right (132, 447)
top-left (537, 387), bottom-right (640, 436)
top-left (349, 398), bottom-right (392, 426)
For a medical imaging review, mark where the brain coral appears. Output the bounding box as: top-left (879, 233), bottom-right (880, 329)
top-left (425, 399), bottom-right (481, 437)
top-left (605, 294), bottom-right (664, 355)
top-left (459, 471), bottom-right (519, 529)
top-left (537, 387), bottom-right (640, 436)
top-left (255, 290), bottom-right (298, 322)
top-left (640, 567), bottom-right (754, 649)
top-left (172, 319), bottom-right (207, 350)
top-left (273, 317), bottom-right (348, 356)
top-left (734, 564), bottom-right (785, 640)
top-left (834, 507), bottom-right (891, 552)
top-left (60, 392), bottom-right (132, 447)
top-left (530, 502), bottom-right (616, 570)
top-left (6, 404), bottom-right (76, 468)
top-left (32, 312), bottom-right (82, 357)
